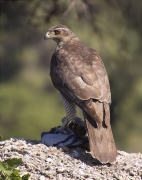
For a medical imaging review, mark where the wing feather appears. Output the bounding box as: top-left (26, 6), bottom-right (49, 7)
top-left (50, 47), bottom-right (111, 103)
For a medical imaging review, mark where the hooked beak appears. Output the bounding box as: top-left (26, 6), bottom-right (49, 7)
top-left (44, 32), bottom-right (50, 40)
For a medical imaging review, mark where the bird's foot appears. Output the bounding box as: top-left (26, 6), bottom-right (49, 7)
top-left (54, 117), bottom-right (74, 134)
top-left (68, 117), bottom-right (88, 139)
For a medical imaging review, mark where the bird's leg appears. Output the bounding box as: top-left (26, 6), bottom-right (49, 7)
top-left (60, 94), bottom-right (76, 131)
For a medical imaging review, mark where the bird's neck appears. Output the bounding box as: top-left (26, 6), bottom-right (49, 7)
top-left (56, 41), bottom-right (64, 51)
top-left (55, 36), bottom-right (80, 51)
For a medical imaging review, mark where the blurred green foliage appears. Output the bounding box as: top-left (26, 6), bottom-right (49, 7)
top-left (0, 158), bottom-right (30, 179)
top-left (0, 0), bottom-right (142, 153)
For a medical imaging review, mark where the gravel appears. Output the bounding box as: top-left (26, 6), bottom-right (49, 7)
top-left (0, 138), bottom-right (142, 180)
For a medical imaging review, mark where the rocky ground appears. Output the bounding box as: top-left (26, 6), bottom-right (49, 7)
top-left (0, 138), bottom-right (142, 180)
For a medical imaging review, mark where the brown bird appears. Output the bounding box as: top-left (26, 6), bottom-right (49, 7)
top-left (44, 24), bottom-right (117, 163)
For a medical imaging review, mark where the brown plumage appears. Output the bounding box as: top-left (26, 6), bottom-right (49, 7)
top-left (44, 24), bottom-right (117, 163)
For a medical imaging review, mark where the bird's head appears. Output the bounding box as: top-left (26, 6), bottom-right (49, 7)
top-left (44, 24), bottom-right (76, 44)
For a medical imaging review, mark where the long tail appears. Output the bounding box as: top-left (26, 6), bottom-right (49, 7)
top-left (84, 101), bottom-right (117, 163)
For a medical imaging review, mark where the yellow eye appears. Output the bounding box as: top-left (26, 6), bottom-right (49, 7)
top-left (54, 30), bottom-right (61, 35)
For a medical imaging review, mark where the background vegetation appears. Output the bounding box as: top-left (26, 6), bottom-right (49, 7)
top-left (0, 0), bottom-right (142, 153)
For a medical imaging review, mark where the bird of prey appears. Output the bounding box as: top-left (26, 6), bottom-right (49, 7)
top-left (44, 24), bottom-right (117, 163)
